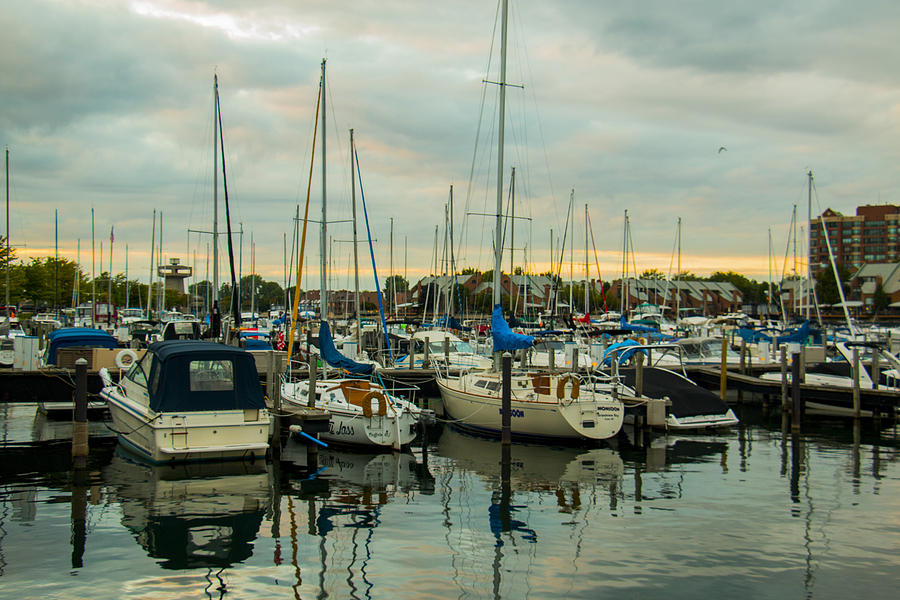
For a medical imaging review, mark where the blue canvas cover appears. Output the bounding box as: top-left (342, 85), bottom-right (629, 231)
top-left (146, 341), bottom-right (266, 412)
top-left (492, 304), bottom-right (534, 352)
top-left (317, 321), bottom-right (374, 375)
top-left (601, 339), bottom-right (648, 366)
top-left (46, 327), bottom-right (119, 364)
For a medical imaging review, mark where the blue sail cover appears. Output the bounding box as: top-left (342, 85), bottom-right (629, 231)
top-left (492, 304), bottom-right (534, 352)
top-left (318, 320), bottom-right (374, 375)
top-left (46, 327), bottom-right (119, 364)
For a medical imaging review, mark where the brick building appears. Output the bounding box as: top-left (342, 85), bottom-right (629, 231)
top-left (810, 205), bottom-right (900, 273)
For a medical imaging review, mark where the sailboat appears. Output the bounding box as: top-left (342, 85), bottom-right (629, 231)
top-left (435, 0), bottom-right (624, 442)
top-left (280, 60), bottom-right (431, 450)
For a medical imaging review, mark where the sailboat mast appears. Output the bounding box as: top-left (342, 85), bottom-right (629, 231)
top-left (509, 170), bottom-right (515, 314)
top-left (621, 209), bottom-right (628, 318)
top-left (806, 170), bottom-right (813, 320)
top-left (54, 210), bottom-right (59, 312)
top-left (350, 129), bottom-right (361, 343)
top-left (676, 217), bottom-right (682, 317)
top-left (390, 217), bottom-right (394, 316)
top-left (213, 75), bottom-right (219, 311)
top-left (584, 203), bottom-right (589, 314)
top-left (147, 209), bottom-right (155, 319)
top-left (319, 59), bottom-right (328, 322)
top-left (4, 148), bottom-right (8, 315)
top-left (569, 190), bottom-right (574, 315)
top-left (493, 0), bottom-right (509, 311)
top-left (91, 207), bottom-right (95, 327)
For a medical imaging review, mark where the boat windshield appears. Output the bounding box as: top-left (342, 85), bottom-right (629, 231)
top-left (534, 340), bottom-right (565, 352)
top-left (425, 340), bottom-right (475, 354)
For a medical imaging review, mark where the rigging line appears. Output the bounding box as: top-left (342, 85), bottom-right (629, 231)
top-left (778, 207), bottom-right (796, 323)
top-left (286, 75), bottom-right (322, 366)
top-left (354, 147), bottom-right (393, 359)
top-left (216, 79), bottom-right (241, 326)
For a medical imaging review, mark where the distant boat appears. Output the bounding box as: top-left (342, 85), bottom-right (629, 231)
top-left (100, 340), bottom-right (270, 463)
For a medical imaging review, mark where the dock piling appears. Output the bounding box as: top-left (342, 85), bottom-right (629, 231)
top-left (549, 348), bottom-right (555, 374)
top-left (501, 352), bottom-right (512, 445)
top-left (719, 336), bottom-right (728, 401)
top-left (852, 347), bottom-right (861, 418)
top-left (635, 351), bottom-right (644, 398)
top-left (423, 336), bottom-right (430, 368)
top-left (308, 357), bottom-right (317, 408)
top-left (72, 358), bottom-right (89, 465)
top-left (791, 352), bottom-right (802, 431)
top-left (780, 346), bottom-right (788, 412)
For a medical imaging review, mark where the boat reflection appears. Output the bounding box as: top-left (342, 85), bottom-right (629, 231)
top-left (102, 450), bottom-right (270, 569)
top-left (437, 425), bottom-right (625, 489)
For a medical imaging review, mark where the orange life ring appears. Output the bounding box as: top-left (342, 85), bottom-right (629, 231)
top-left (556, 374), bottom-right (581, 400)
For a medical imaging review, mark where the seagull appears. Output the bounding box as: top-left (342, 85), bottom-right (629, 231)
top-left (718, 146), bottom-right (727, 153)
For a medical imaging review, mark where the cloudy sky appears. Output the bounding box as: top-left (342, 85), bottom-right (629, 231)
top-left (2, 0), bottom-right (899, 291)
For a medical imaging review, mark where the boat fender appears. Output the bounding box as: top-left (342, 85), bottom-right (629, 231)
top-left (116, 349), bottom-right (138, 369)
top-left (556, 374), bottom-right (581, 400)
top-left (359, 390), bottom-right (388, 418)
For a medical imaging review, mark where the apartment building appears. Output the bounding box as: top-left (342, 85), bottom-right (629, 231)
top-left (810, 205), bottom-right (900, 272)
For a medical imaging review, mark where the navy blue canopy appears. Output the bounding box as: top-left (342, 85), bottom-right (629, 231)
top-left (46, 327), bottom-right (119, 364)
top-left (317, 320), bottom-right (374, 375)
top-left (492, 304), bottom-right (534, 352)
top-left (144, 341), bottom-right (266, 412)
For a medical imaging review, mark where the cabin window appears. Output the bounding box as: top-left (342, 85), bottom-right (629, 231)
top-left (486, 381), bottom-right (500, 392)
top-left (189, 359), bottom-right (235, 392)
top-left (475, 380), bottom-right (488, 388)
top-left (125, 360), bottom-right (147, 387)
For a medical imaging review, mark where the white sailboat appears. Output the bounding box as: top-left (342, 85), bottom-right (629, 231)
top-left (435, 0), bottom-right (624, 442)
top-left (280, 60), bottom-right (430, 450)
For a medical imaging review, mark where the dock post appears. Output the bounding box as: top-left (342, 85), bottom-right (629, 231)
top-left (872, 348), bottom-right (881, 391)
top-left (719, 336), bottom-right (728, 401)
top-left (549, 348), bottom-right (555, 374)
top-left (444, 336), bottom-right (450, 366)
top-left (780, 346), bottom-right (788, 412)
top-left (501, 352), bottom-right (512, 445)
top-left (409, 339), bottom-right (416, 369)
top-left (423, 336), bottom-right (430, 368)
top-left (610, 350), bottom-right (619, 401)
top-left (799, 346), bottom-right (806, 383)
top-left (307, 357), bottom-right (317, 408)
top-left (791, 352), bottom-right (802, 431)
top-left (740, 339), bottom-right (747, 375)
top-left (852, 347), bottom-right (861, 418)
top-left (72, 358), bottom-right (89, 466)
top-left (635, 351), bottom-right (644, 398)
top-left (272, 352), bottom-right (283, 462)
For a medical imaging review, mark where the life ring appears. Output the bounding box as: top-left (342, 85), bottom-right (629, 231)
top-left (556, 374), bottom-right (581, 400)
top-left (116, 349), bottom-right (138, 369)
top-left (357, 390), bottom-right (387, 418)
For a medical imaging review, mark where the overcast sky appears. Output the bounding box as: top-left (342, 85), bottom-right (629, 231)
top-left (2, 0), bottom-right (898, 291)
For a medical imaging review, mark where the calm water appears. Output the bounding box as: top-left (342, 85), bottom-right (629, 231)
top-left (0, 401), bottom-right (898, 600)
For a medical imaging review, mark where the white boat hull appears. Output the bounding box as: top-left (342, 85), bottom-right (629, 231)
top-left (436, 375), bottom-right (623, 441)
top-left (282, 380), bottom-right (419, 449)
top-left (102, 388), bottom-right (270, 463)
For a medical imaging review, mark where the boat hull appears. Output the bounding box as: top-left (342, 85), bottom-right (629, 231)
top-left (436, 376), bottom-right (623, 441)
top-left (103, 388), bottom-right (270, 464)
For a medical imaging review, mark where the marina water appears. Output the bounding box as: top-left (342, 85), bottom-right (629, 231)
top-left (0, 400), bottom-right (897, 599)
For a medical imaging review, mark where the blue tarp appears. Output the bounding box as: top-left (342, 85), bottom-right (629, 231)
top-left (318, 320), bottom-right (374, 375)
top-left (601, 339), bottom-right (648, 366)
top-left (243, 338), bottom-right (272, 350)
top-left (492, 304), bottom-right (534, 352)
top-left (736, 321), bottom-right (812, 345)
top-left (619, 315), bottom-right (658, 334)
top-left (46, 327), bottom-right (119, 364)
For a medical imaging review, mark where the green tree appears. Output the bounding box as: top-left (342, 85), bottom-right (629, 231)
top-left (641, 268), bottom-right (665, 280)
top-left (814, 264), bottom-right (852, 306)
top-left (873, 283), bottom-right (890, 314)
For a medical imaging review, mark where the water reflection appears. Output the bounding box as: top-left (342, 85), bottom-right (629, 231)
top-left (102, 451), bottom-right (270, 570)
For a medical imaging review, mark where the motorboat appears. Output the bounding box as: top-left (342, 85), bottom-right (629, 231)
top-left (100, 340), bottom-right (270, 463)
top-left (392, 329), bottom-right (493, 370)
top-left (597, 341), bottom-right (739, 430)
top-left (39, 327), bottom-right (121, 415)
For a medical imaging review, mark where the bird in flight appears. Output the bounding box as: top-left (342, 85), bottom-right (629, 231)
top-left (718, 146), bottom-right (727, 153)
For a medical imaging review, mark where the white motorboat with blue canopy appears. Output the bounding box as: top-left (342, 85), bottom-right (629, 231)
top-left (100, 340), bottom-right (270, 463)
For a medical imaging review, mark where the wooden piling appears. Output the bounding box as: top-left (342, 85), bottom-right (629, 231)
top-left (740, 339), bottom-right (747, 375)
top-left (501, 352), bottom-right (512, 445)
top-left (780, 346), bottom-right (788, 412)
top-left (307, 357), bottom-right (317, 408)
top-left (423, 336), bottom-right (430, 368)
top-left (444, 336), bottom-right (450, 366)
top-left (635, 351), bottom-right (644, 398)
top-left (872, 349), bottom-right (881, 391)
top-left (72, 358), bottom-right (89, 464)
top-left (791, 352), bottom-right (802, 431)
top-left (549, 348), bottom-right (555, 374)
top-left (409, 339), bottom-right (416, 369)
top-left (719, 336), bottom-right (728, 401)
top-left (852, 347), bottom-right (861, 418)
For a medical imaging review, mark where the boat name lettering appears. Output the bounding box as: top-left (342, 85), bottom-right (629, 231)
top-left (498, 408), bottom-right (525, 418)
top-left (329, 422), bottom-right (356, 436)
top-left (596, 406), bottom-right (622, 413)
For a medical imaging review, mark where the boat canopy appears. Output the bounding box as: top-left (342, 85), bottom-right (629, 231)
top-left (491, 304), bottom-right (534, 352)
top-left (317, 320), bottom-right (374, 375)
top-left (46, 327), bottom-right (119, 364)
top-left (145, 341), bottom-right (266, 412)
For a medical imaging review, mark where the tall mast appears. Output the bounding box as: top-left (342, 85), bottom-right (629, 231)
top-left (584, 203), bottom-right (589, 314)
top-left (390, 217), bottom-right (394, 316)
top-left (107, 224), bottom-right (113, 323)
top-left (676, 217), bottom-right (682, 317)
top-left (125, 244), bottom-right (129, 309)
top-left (54, 210), bottom-right (59, 313)
top-left (147, 209), bottom-right (155, 319)
top-left (492, 0), bottom-right (509, 312)
top-left (768, 227), bottom-right (773, 318)
top-left (213, 74), bottom-right (219, 311)
top-left (509, 170), bottom-right (515, 314)
top-left (792, 203), bottom-right (798, 314)
top-left (350, 129), bottom-right (361, 343)
top-left (319, 58), bottom-right (328, 322)
top-left (449, 185), bottom-right (456, 316)
top-left (91, 208), bottom-right (95, 327)
top-left (4, 148), bottom-right (8, 316)
top-left (806, 170), bottom-right (813, 320)
top-left (568, 190), bottom-right (574, 314)
top-left (621, 209), bottom-right (628, 318)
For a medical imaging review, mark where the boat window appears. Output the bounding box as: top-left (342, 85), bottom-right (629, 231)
top-left (454, 341), bottom-right (475, 353)
top-left (475, 380), bottom-right (488, 388)
top-left (125, 360), bottom-right (147, 387)
top-left (486, 381), bottom-right (500, 391)
top-left (189, 359), bottom-right (235, 392)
